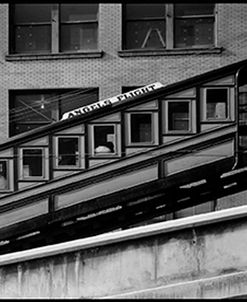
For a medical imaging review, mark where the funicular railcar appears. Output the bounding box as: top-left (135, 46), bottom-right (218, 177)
top-left (0, 60), bottom-right (247, 253)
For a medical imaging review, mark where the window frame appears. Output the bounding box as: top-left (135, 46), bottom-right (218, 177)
top-left (19, 147), bottom-right (49, 180)
top-left (54, 136), bottom-right (81, 169)
top-left (89, 123), bottom-right (119, 158)
top-left (126, 111), bottom-right (156, 146)
top-left (9, 3), bottom-right (99, 54)
top-left (122, 3), bottom-right (216, 51)
top-left (164, 99), bottom-right (194, 134)
top-left (201, 87), bottom-right (231, 122)
top-left (9, 88), bottom-right (99, 137)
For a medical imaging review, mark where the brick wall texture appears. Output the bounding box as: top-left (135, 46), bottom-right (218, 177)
top-left (0, 3), bottom-right (246, 141)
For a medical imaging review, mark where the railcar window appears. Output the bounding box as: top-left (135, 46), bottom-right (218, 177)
top-left (168, 102), bottom-right (190, 131)
top-left (206, 88), bottom-right (228, 119)
top-left (20, 148), bottom-right (44, 179)
top-left (93, 125), bottom-right (116, 156)
top-left (130, 113), bottom-right (153, 143)
top-left (57, 137), bottom-right (79, 167)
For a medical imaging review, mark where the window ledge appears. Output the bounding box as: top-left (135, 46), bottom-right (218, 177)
top-left (5, 51), bottom-right (104, 61)
top-left (118, 47), bottom-right (224, 57)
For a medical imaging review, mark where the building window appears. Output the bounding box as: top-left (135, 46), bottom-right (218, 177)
top-left (19, 148), bottom-right (48, 180)
top-left (10, 4), bottom-right (98, 54)
top-left (204, 88), bottom-right (229, 120)
top-left (174, 4), bottom-right (215, 48)
top-left (11, 4), bottom-right (52, 54)
top-left (60, 4), bottom-right (98, 52)
top-left (168, 101), bottom-right (191, 132)
top-left (127, 112), bottom-right (154, 144)
top-left (56, 136), bottom-right (80, 167)
top-left (124, 4), bottom-right (166, 50)
top-left (92, 124), bottom-right (117, 156)
top-left (123, 3), bottom-right (215, 50)
top-left (9, 88), bottom-right (98, 136)
top-left (0, 161), bottom-right (9, 190)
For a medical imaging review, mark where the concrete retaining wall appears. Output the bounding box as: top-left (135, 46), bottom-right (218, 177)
top-left (1, 205), bottom-right (247, 298)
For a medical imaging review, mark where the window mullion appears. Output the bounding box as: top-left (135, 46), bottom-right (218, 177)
top-left (51, 4), bottom-right (59, 53)
top-left (166, 4), bottom-right (174, 49)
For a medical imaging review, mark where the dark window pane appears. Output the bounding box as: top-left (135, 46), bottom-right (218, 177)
top-left (10, 89), bottom-right (96, 136)
top-left (58, 137), bottom-right (79, 166)
top-left (15, 4), bottom-right (52, 23)
top-left (175, 4), bottom-right (214, 16)
top-left (126, 21), bottom-right (165, 49)
top-left (126, 4), bottom-right (165, 19)
top-left (168, 102), bottom-right (189, 131)
top-left (61, 4), bottom-right (98, 22)
top-left (11, 94), bottom-right (57, 123)
top-left (23, 149), bottom-right (43, 177)
top-left (60, 23), bottom-right (97, 51)
top-left (94, 126), bottom-right (115, 154)
top-left (0, 161), bottom-right (8, 190)
top-left (15, 25), bottom-right (51, 53)
top-left (175, 18), bottom-right (214, 48)
top-left (206, 89), bottom-right (228, 119)
top-left (130, 114), bottom-right (152, 143)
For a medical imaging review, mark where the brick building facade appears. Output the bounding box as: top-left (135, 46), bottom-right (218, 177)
top-left (0, 3), bottom-right (246, 140)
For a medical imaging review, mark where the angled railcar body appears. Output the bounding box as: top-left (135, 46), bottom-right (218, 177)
top-left (0, 60), bottom-right (247, 252)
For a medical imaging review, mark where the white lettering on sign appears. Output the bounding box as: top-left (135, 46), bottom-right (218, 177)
top-left (61, 82), bottom-right (164, 120)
